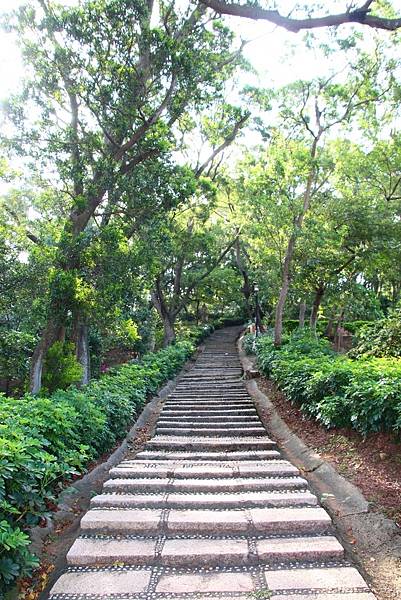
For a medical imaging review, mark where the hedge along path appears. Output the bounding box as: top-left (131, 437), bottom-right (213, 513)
top-left (49, 326), bottom-right (376, 600)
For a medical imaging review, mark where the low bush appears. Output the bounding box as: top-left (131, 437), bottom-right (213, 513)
top-left (247, 330), bottom-right (401, 438)
top-left (350, 307), bottom-right (401, 358)
top-left (0, 340), bottom-right (194, 594)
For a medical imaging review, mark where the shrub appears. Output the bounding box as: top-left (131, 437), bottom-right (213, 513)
top-left (0, 330), bottom-right (36, 390)
top-left (251, 330), bottom-right (401, 437)
top-left (350, 308), bottom-right (401, 358)
top-left (42, 341), bottom-right (83, 393)
top-left (0, 339), bottom-right (194, 594)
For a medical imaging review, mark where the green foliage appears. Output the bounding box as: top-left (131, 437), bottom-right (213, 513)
top-left (350, 308), bottom-right (401, 358)
top-left (0, 340), bottom-right (194, 593)
top-left (251, 331), bottom-right (401, 437)
top-left (42, 341), bottom-right (83, 394)
top-left (0, 330), bottom-right (36, 387)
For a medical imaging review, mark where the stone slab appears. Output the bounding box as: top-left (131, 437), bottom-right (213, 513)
top-left (161, 538), bottom-right (249, 565)
top-left (265, 566), bottom-right (369, 591)
top-left (50, 569), bottom-right (151, 595)
top-left (256, 535), bottom-right (344, 561)
top-left (270, 595), bottom-right (376, 600)
top-left (66, 537), bottom-right (156, 566)
top-left (167, 509), bottom-right (249, 533)
top-left (135, 450), bottom-right (281, 461)
top-left (156, 571), bottom-right (254, 593)
top-left (250, 507), bottom-right (332, 533)
top-left (81, 509), bottom-right (162, 533)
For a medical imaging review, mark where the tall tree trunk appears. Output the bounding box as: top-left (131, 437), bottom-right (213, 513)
top-left (274, 136), bottom-right (319, 347)
top-left (274, 233), bottom-right (295, 347)
top-left (29, 318), bottom-right (64, 394)
top-left (298, 301), bottom-right (307, 328)
top-left (162, 314), bottom-right (176, 347)
top-left (309, 284), bottom-right (325, 333)
top-left (72, 314), bottom-right (91, 385)
top-left (234, 239), bottom-right (252, 318)
top-left (151, 285), bottom-right (177, 347)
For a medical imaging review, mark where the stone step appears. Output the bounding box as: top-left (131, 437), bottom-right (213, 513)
top-left (103, 475), bottom-right (307, 492)
top-left (114, 460), bottom-right (300, 478)
top-left (82, 506), bottom-right (332, 535)
top-left (163, 404), bottom-right (253, 410)
top-left (263, 566), bottom-right (370, 594)
top-left (156, 423), bottom-right (263, 430)
top-left (93, 489), bottom-right (318, 509)
top-left (167, 393), bottom-right (249, 399)
top-left (160, 408), bottom-right (258, 416)
top-left (155, 427), bottom-right (267, 436)
top-left (66, 534), bottom-right (344, 567)
top-left (49, 566), bottom-right (372, 598)
top-left (135, 450), bottom-right (281, 461)
top-left (159, 414), bottom-right (260, 421)
top-left (145, 437), bottom-right (275, 451)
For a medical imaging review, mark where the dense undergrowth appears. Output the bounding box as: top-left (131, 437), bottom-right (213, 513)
top-left (0, 322), bottom-right (221, 594)
top-left (244, 328), bottom-right (401, 437)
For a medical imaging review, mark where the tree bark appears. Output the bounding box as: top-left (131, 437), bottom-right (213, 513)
top-left (161, 314), bottom-right (177, 347)
top-left (72, 314), bottom-right (91, 386)
top-left (298, 301), bottom-right (307, 328)
top-left (309, 284), bottom-right (325, 333)
top-left (151, 284), bottom-right (177, 347)
top-left (29, 318), bottom-right (64, 394)
top-left (234, 238), bottom-right (252, 318)
top-left (274, 136), bottom-right (319, 348)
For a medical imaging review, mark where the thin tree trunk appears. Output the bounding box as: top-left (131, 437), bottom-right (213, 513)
top-left (151, 286), bottom-right (177, 347)
top-left (30, 318), bottom-right (63, 394)
top-left (72, 314), bottom-right (91, 385)
top-left (162, 314), bottom-right (176, 347)
top-left (309, 284), bottom-right (325, 333)
top-left (274, 136), bottom-right (319, 347)
top-left (298, 301), bottom-right (307, 328)
top-left (234, 239), bottom-right (252, 318)
top-left (274, 233), bottom-right (295, 347)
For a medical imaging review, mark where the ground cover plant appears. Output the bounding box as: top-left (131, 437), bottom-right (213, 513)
top-left (245, 328), bottom-right (401, 437)
top-left (0, 339), bottom-right (194, 594)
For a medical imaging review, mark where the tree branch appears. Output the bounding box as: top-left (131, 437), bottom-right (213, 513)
top-left (200, 0), bottom-right (401, 32)
top-left (195, 113), bottom-right (249, 178)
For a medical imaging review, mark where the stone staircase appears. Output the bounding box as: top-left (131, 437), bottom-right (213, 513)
top-left (49, 327), bottom-right (376, 600)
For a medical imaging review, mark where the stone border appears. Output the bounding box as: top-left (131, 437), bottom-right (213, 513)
top-left (238, 334), bottom-right (401, 600)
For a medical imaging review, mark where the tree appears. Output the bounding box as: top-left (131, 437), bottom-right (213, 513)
top-left (3, 0), bottom-right (243, 391)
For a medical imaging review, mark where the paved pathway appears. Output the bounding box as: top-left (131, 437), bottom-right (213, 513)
top-left (50, 327), bottom-right (376, 600)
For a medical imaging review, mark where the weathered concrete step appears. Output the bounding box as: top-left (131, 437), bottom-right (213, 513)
top-left (167, 393), bottom-right (249, 399)
top-left (114, 460), bottom-right (300, 478)
top-left (82, 506), bottom-right (332, 535)
top-left (103, 475), bottom-right (307, 492)
top-left (135, 450), bottom-right (281, 461)
top-left (50, 567), bottom-right (373, 598)
top-left (155, 427), bottom-right (267, 436)
top-left (92, 489), bottom-right (317, 509)
top-left (162, 405), bottom-right (255, 412)
top-left (164, 402), bottom-right (251, 408)
top-left (160, 408), bottom-right (258, 417)
top-left (66, 534), bottom-right (344, 567)
top-left (158, 416), bottom-right (261, 424)
top-left (156, 423), bottom-right (263, 430)
top-left (145, 437), bottom-right (275, 451)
